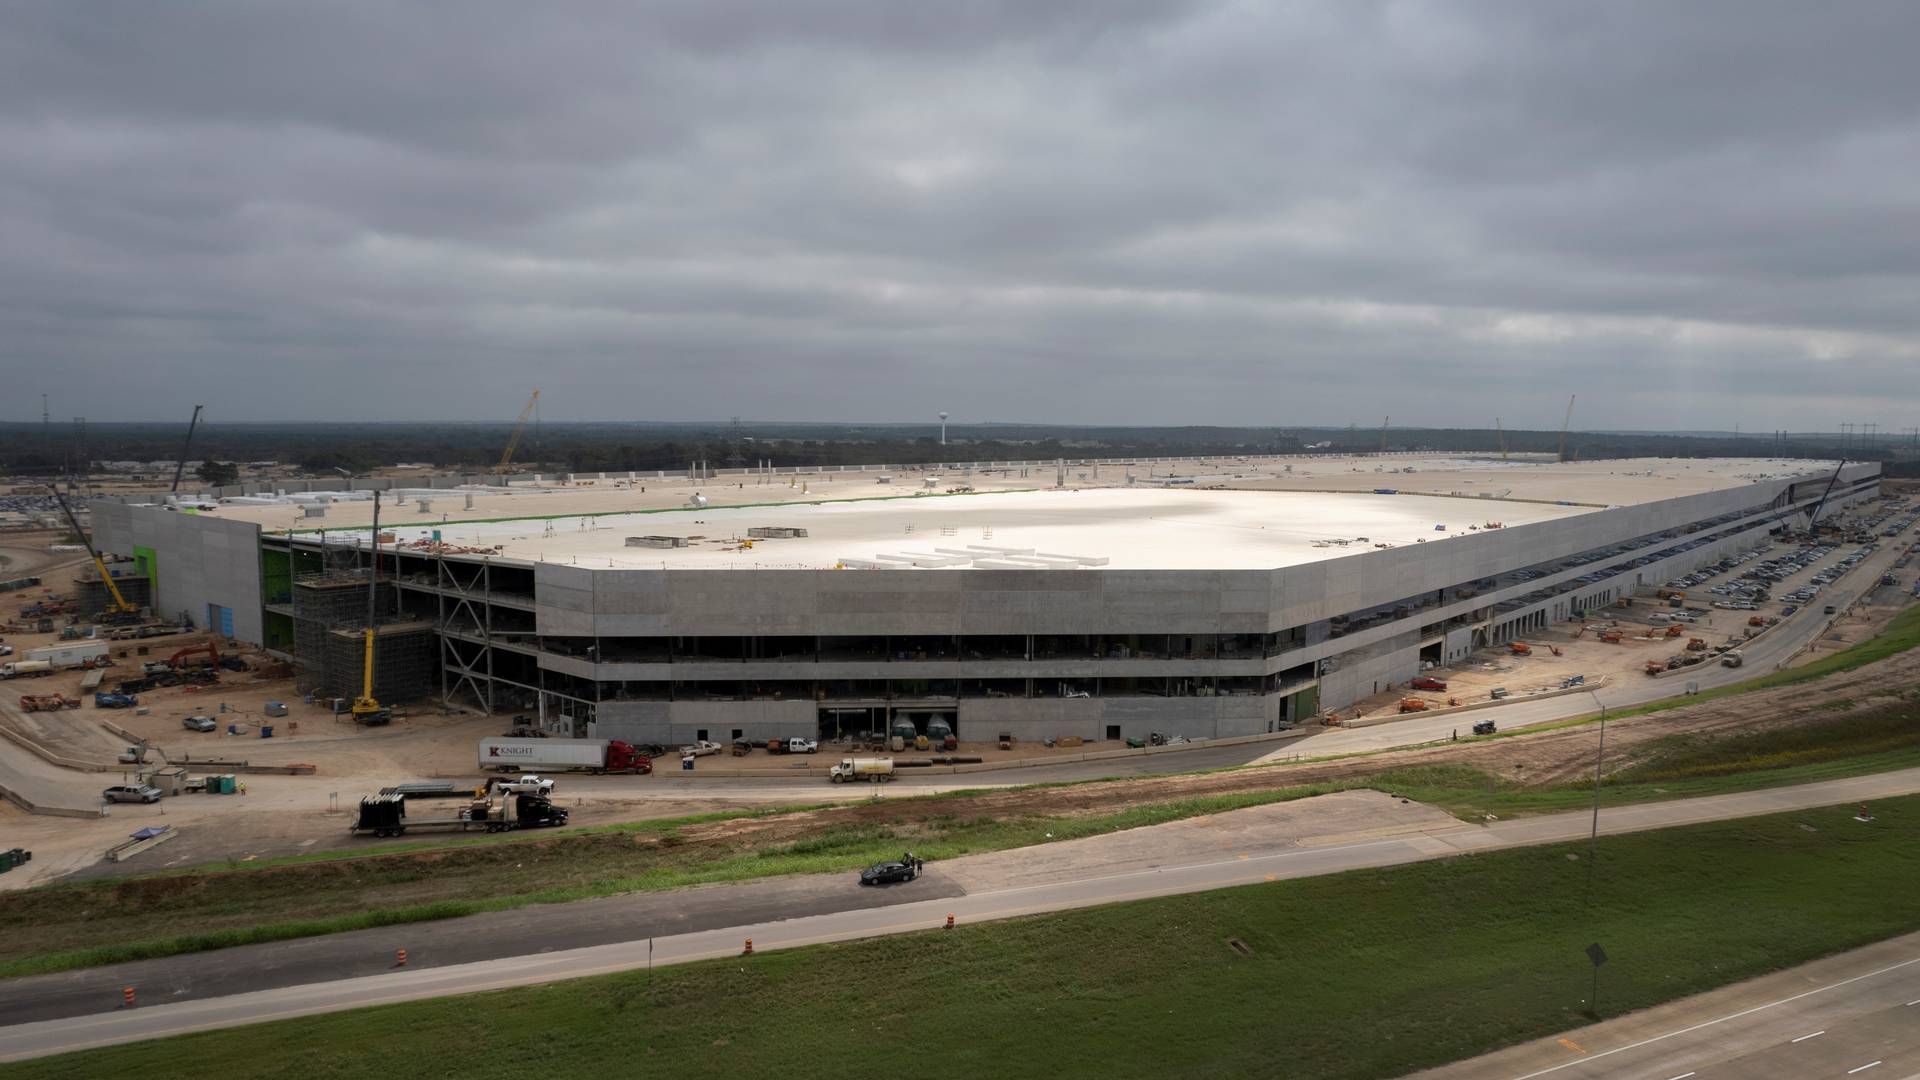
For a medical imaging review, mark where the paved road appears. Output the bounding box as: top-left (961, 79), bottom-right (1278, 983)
top-left (4, 767), bottom-right (1917, 1063)
top-left (1409, 931), bottom-right (1920, 1080)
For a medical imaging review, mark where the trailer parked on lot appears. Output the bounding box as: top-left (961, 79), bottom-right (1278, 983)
top-left (1, 661), bottom-right (54, 679)
top-left (351, 792), bottom-right (570, 837)
top-left (477, 737), bottom-right (652, 774)
top-left (25, 642), bottom-right (108, 669)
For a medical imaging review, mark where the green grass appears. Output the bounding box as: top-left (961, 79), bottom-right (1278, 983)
top-left (16, 796), bottom-right (1920, 1080)
top-left (9, 700), bottom-right (1919, 981)
top-left (1602, 601), bottom-right (1920, 722)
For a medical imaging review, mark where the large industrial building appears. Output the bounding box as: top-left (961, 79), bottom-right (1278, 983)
top-left (88, 455), bottom-right (1880, 747)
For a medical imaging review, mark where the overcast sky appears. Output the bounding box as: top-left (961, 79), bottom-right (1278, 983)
top-left (3, 2), bottom-right (1916, 430)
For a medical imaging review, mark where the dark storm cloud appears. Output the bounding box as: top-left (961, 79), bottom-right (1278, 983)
top-left (1, 0), bottom-right (1915, 428)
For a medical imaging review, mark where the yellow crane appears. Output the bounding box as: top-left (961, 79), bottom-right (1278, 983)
top-left (1557, 395), bottom-right (1577, 462)
top-left (1379, 415), bottom-right (1390, 454)
top-left (1496, 417), bottom-right (1508, 461)
top-left (52, 489), bottom-right (142, 623)
top-left (495, 389), bottom-right (540, 474)
top-left (350, 491), bottom-right (392, 725)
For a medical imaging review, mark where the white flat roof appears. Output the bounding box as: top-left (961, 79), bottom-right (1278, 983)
top-left (310, 487), bottom-right (1596, 571)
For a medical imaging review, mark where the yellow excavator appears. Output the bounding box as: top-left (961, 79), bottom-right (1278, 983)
top-left (53, 489), bottom-right (143, 624)
top-left (350, 491), bottom-right (392, 725)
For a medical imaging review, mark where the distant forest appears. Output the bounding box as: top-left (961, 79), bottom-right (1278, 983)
top-left (2, 420), bottom-right (1914, 479)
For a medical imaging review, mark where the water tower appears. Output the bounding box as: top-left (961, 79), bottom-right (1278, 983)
top-left (939, 411), bottom-right (948, 446)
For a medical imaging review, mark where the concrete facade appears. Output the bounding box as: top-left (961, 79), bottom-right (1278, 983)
top-left (89, 461), bottom-right (1882, 745)
top-left (89, 503), bottom-right (264, 643)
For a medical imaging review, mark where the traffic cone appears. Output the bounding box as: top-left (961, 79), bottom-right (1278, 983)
top-left (743, 938), bottom-right (754, 956)
top-left (395, 948), bottom-right (408, 967)
top-left (945, 913), bottom-right (955, 930)
top-left (122, 986), bottom-right (135, 1008)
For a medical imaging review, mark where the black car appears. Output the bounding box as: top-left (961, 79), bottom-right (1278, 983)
top-left (860, 854), bottom-right (923, 886)
top-left (1471, 719), bottom-right (1497, 736)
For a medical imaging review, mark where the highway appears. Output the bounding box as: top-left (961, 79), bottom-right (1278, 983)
top-left (1411, 931), bottom-right (1920, 1080)
top-left (3, 766), bottom-right (1917, 1064)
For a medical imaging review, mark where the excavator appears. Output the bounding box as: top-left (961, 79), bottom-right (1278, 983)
top-left (52, 489), bottom-right (143, 625)
top-left (351, 491), bottom-right (392, 726)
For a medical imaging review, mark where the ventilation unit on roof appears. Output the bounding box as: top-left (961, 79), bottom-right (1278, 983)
top-left (625, 535), bottom-right (689, 549)
top-left (747, 526), bottom-right (808, 539)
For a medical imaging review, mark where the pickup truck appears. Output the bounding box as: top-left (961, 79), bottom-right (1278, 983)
top-left (1409, 675), bottom-right (1448, 691)
top-left (492, 775), bottom-right (556, 796)
top-left (680, 740), bottom-right (724, 757)
top-left (93, 692), bottom-right (139, 709)
top-left (771, 737), bottom-right (818, 754)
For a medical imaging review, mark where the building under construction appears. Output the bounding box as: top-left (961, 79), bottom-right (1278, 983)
top-left (287, 570), bottom-right (435, 706)
top-left (88, 454), bottom-right (1884, 744)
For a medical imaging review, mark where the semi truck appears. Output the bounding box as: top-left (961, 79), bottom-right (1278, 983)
top-left (351, 792), bottom-right (570, 837)
top-left (477, 737), bottom-right (653, 774)
top-left (829, 757), bottom-right (896, 783)
top-left (26, 642), bottom-right (108, 669)
top-left (1, 661), bottom-right (54, 679)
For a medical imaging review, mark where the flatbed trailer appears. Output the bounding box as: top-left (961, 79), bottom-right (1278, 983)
top-left (351, 793), bottom-right (569, 838)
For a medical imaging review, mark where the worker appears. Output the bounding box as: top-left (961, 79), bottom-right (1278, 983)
top-left (1451, 729), bottom-right (1457, 742)
top-left (238, 781), bottom-right (247, 796)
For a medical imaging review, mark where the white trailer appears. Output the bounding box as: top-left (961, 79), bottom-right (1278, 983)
top-left (476, 737), bottom-right (652, 774)
top-left (26, 641), bottom-right (108, 669)
top-left (830, 757), bottom-right (896, 783)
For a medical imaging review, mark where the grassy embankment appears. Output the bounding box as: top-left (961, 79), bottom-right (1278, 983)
top-left (16, 796), bottom-right (1920, 1080)
top-left (5, 697), bottom-right (1917, 980)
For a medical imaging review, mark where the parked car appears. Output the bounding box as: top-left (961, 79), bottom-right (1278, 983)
top-left (181, 715), bottom-right (217, 732)
top-left (102, 784), bottom-right (161, 804)
top-left (784, 737), bottom-right (819, 754)
top-left (1409, 675), bottom-right (1448, 691)
top-left (859, 854), bottom-right (923, 885)
top-left (1471, 719), bottom-right (1497, 736)
top-left (680, 739), bottom-right (724, 757)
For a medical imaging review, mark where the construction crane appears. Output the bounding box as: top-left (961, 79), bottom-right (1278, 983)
top-left (170, 404), bottom-right (205, 494)
top-left (1379, 415), bottom-right (1390, 454)
top-left (51, 489), bottom-right (142, 624)
top-left (495, 389), bottom-right (540, 474)
top-left (351, 491), bottom-right (392, 726)
top-left (1495, 417), bottom-right (1508, 461)
top-left (1805, 458), bottom-right (1848, 532)
top-left (1556, 395), bottom-right (1577, 463)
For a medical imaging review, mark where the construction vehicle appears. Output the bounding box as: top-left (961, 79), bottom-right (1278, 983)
top-left (1644, 660), bottom-right (1665, 676)
top-left (1509, 641), bottom-right (1532, 656)
top-left (351, 491), bottom-right (392, 726)
top-left (476, 737), bottom-right (652, 774)
top-left (1398, 697), bottom-right (1430, 713)
top-left (1665, 624), bottom-right (1685, 638)
top-left (19, 694), bottom-right (79, 712)
top-left (52, 489), bottom-right (143, 624)
top-left (494, 389), bottom-right (540, 474)
top-left (1598, 630), bottom-right (1624, 644)
top-left (1685, 637), bottom-right (1708, 652)
top-left (1, 661), bottom-right (54, 679)
top-left (169, 405), bottom-right (204, 494)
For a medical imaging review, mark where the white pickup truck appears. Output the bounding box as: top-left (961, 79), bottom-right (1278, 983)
top-left (492, 775), bottom-right (556, 796)
top-left (681, 740), bottom-right (724, 758)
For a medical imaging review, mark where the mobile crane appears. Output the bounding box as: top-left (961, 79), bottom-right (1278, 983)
top-left (351, 491), bottom-right (392, 725)
top-left (494, 389), bottom-right (540, 474)
top-left (52, 489), bottom-right (143, 624)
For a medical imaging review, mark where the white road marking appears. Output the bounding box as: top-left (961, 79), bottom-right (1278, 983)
top-left (1505, 954), bottom-right (1920, 1079)
top-left (1791, 1030), bottom-right (1826, 1042)
top-left (1664, 1072), bottom-right (1696, 1080)
top-left (1848, 1063), bottom-right (1881, 1075)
